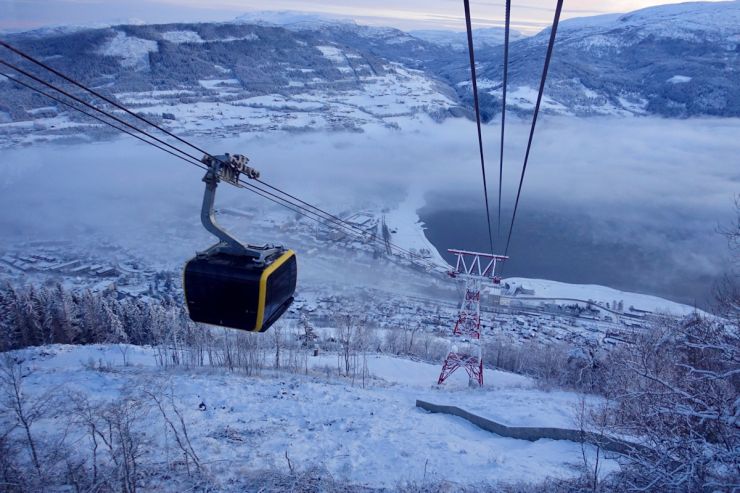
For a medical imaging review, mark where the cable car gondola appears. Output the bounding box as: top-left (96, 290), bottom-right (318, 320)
top-left (183, 153), bottom-right (297, 332)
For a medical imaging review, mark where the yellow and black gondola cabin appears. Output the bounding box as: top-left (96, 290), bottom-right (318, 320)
top-left (184, 249), bottom-right (297, 332)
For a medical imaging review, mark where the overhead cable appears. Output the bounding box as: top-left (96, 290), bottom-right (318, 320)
top-left (463, 0), bottom-right (495, 254)
top-left (497, 0), bottom-right (511, 241)
top-left (503, 0), bottom-right (564, 259)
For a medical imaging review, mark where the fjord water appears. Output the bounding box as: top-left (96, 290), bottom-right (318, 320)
top-left (419, 200), bottom-right (723, 309)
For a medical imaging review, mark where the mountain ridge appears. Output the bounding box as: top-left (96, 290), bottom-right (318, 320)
top-left (0, 1), bottom-right (738, 144)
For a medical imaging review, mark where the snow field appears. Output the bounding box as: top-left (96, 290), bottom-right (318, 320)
top-left (14, 344), bottom-right (618, 488)
top-left (162, 30), bottom-right (204, 44)
top-left (503, 277), bottom-right (697, 316)
top-left (96, 31), bottom-right (158, 69)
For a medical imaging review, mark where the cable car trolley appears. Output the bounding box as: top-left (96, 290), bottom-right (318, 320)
top-left (183, 153), bottom-right (297, 332)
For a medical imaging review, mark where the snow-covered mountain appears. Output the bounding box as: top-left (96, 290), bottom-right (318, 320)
top-left (449, 1), bottom-right (740, 117)
top-left (0, 20), bottom-right (462, 146)
top-left (232, 10), bottom-right (357, 30)
top-left (0, 0), bottom-right (739, 143)
top-left (409, 27), bottom-right (525, 49)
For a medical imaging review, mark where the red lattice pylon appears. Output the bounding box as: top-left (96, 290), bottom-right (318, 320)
top-left (438, 348), bottom-right (484, 386)
top-left (438, 250), bottom-right (507, 387)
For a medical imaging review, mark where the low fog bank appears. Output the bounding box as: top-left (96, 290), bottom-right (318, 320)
top-left (0, 116), bottom-right (737, 306)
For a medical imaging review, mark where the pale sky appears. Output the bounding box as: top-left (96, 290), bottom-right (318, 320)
top-left (0, 0), bottom-right (733, 34)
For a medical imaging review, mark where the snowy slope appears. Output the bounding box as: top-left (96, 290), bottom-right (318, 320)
top-left (451, 0), bottom-right (740, 117)
top-left (12, 344), bottom-right (617, 488)
top-left (555, 1), bottom-right (740, 46)
top-left (96, 30), bottom-right (158, 70)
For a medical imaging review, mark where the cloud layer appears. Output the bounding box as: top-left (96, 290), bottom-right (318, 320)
top-left (0, 115), bottom-right (737, 306)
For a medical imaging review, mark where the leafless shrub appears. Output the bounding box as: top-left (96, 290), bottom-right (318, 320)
top-left (272, 321), bottom-right (284, 370)
top-left (0, 355), bottom-right (49, 479)
top-left (600, 314), bottom-right (739, 491)
top-left (144, 386), bottom-right (201, 475)
top-left (574, 395), bottom-right (615, 493)
top-left (240, 464), bottom-right (351, 492)
top-left (90, 394), bottom-right (151, 493)
top-left (0, 432), bottom-right (22, 492)
top-left (334, 313), bottom-right (363, 377)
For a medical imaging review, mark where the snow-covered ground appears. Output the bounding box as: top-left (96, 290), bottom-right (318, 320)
top-left (503, 277), bottom-right (698, 316)
top-left (13, 344), bottom-right (618, 488)
top-left (383, 188), bottom-right (448, 267)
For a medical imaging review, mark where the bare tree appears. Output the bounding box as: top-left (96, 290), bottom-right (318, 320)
top-left (335, 314), bottom-right (358, 377)
top-left (0, 354), bottom-right (54, 478)
top-left (574, 395), bottom-right (612, 493)
top-left (272, 322), bottom-right (284, 370)
top-left (404, 323), bottom-right (422, 355)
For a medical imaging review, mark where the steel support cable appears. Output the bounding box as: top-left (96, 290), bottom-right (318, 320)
top-left (3, 73), bottom-right (209, 171)
top-left (0, 41), bottom-right (427, 261)
top-left (252, 178), bottom-right (437, 265)
top-left (0, 40), bottom-right (217, 163)
top-left (1, 72), bottom-right (347, 229)
top-left (0, 59), bottom-right (369, 241)
top-left (503, 0), bottom-right (564, 260)
top-left (463, 0), bottom-right (495, 254)
top-left (0, 59), bottom-right (206, 166)
top-left (241, 180), bottom-right (441, 269)
top-left (497, 0), bottom-right (511, 241)
top-left (1, 61), bottom-right (442, 270)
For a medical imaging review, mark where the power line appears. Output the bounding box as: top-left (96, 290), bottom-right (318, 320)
top-left (497, 0), bottom-right (511, 242)
top-left (503, 0), bottom-right (564, 259)
top-left (463, 0), bottom-right (495, 254)
top-left (0, 56), bottom-right (443, 271)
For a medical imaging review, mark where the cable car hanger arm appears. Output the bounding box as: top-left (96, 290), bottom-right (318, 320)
top-left (199, 153), bottom-right (281, 263)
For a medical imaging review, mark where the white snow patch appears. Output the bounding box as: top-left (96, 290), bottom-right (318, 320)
top-left (26, 106), bottom-right (57, 115)
top-left (617, 95), bottom-right (648, 114)
top-left (491, 85), bottom-right (568, 113)
top-left (221, 33), bottom-right (259, 42)
top-left (97, 31), bottom-right (158, 69)
top-left (162, 30), bottom-right (204, 44)
top-left (667, 75), bottom-right (692, 84)
top-left (316, 45), bottom-right (346, 64)
top-left (384, 189), bottom-right (448, 267)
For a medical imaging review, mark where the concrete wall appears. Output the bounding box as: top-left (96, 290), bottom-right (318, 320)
top-left (416, 400), bottom-right (648, 457)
